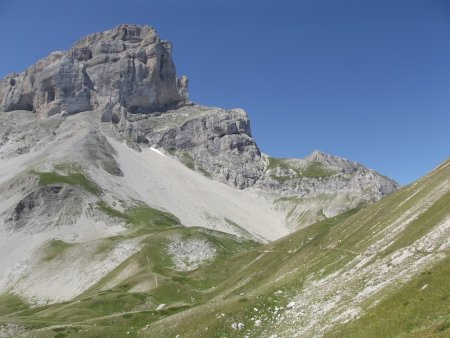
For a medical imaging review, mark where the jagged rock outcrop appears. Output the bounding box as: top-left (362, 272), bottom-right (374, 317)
top-left (252, 151), bottom-right (399, 229)
top-left (0, 24), bottom-right (189, 117)
top-left (257, 150), bottom-right (398, 198)
top-left (122, 104), bottom-right (265, 188)
top-left (6, 184), bottom-right (85, 232)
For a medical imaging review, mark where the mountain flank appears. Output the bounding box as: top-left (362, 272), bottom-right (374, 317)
top-left (0, 24), bottom-right (435, 338)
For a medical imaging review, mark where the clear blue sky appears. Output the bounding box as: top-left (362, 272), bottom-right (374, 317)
top-left (1, 0), bottom-right (449, 185)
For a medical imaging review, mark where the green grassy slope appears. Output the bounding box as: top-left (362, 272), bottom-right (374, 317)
top-left (141, 158), bottom-right (450, 338)
top-left (0, 159), bottom-right (448, 338)
top-left (327, 254), bottom-right (450, 338)
top-left (267, 157), bottom-right (337, 181)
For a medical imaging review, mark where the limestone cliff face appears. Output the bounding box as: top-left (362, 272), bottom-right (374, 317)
top-left (0, 24), bottom-right (189, 117)
top-left (122, 104), bottom-right (265, 189)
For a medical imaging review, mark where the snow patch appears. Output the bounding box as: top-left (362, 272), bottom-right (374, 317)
top-left (150, 147), bottom-right (166, 157)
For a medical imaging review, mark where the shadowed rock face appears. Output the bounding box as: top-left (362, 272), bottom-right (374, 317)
top-left (6, 184), bottom-right (84, 232)
top-left (0, 24), bottom-right (189, 117)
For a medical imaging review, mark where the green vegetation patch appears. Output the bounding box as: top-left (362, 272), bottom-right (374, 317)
top-left (42, 239), bottom-right (74, 261)
top-left (96, 201), bottom-right (128, 221)
top-left (31, 170), bottom-right (101, 195)
top-left (124, 205), bottom-right (180, 228)
top-left (53, 162), bottom-right (83, 173)
top-left (169, 149), bottom-right (212, 177)
top-left (224, 218), bottom-right (263, 241)
top-left (197, 166), bottom-right (212, 178)
top-left (42, 288), bottom-right (149, 322)
top-left (179, 152), bottom-right (195, 170)
top-left (96, 201), bottom-right (180, 235)
top-left (0, 293), bottom-right (29, 316)
top-left (267, 157), bottom-right (337, 182)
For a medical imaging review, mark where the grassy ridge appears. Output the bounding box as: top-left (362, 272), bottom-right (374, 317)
top-left (267, 157), bottom-right (337, 181)
top-left (31, 170), bottom-right (102, 195)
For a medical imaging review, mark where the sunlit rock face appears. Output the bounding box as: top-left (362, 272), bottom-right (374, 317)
top-left (0, 24), bottom-right (189, 117)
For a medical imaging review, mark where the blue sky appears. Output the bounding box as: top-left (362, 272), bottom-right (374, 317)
top-left (1, 0), bottom-right (449, 185)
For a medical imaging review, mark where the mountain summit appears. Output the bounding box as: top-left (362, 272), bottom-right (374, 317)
top-left (0, 24), bottom-right (189, 117)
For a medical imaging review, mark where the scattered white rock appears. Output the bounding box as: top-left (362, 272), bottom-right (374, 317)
top-left (255, 319), bottom-right (262, 326)
top-left (231, 322), bottom-right (245, 330)
top-left (167, 234), bottom-right (216, 271)
top-left (286, 301), bottom-right (296, 310)
top-left (156, 304), bottom-right (166, 310)
top-left (0, 323), bottom-right (26, 337)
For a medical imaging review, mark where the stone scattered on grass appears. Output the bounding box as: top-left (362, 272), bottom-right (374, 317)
top-left (231, 322), bottom-right (245, 330)
top-left (168, 234), bottom-right (216, 271)
top-left (156, 303), bottom-right (166, 310)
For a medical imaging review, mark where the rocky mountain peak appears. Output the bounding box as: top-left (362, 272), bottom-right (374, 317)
top-left (305, 149), bottom-right (365, 174)
top-left (0, 24), bottom-right (189, 118)
top-left (306, 149), bottom-right (330, 161)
